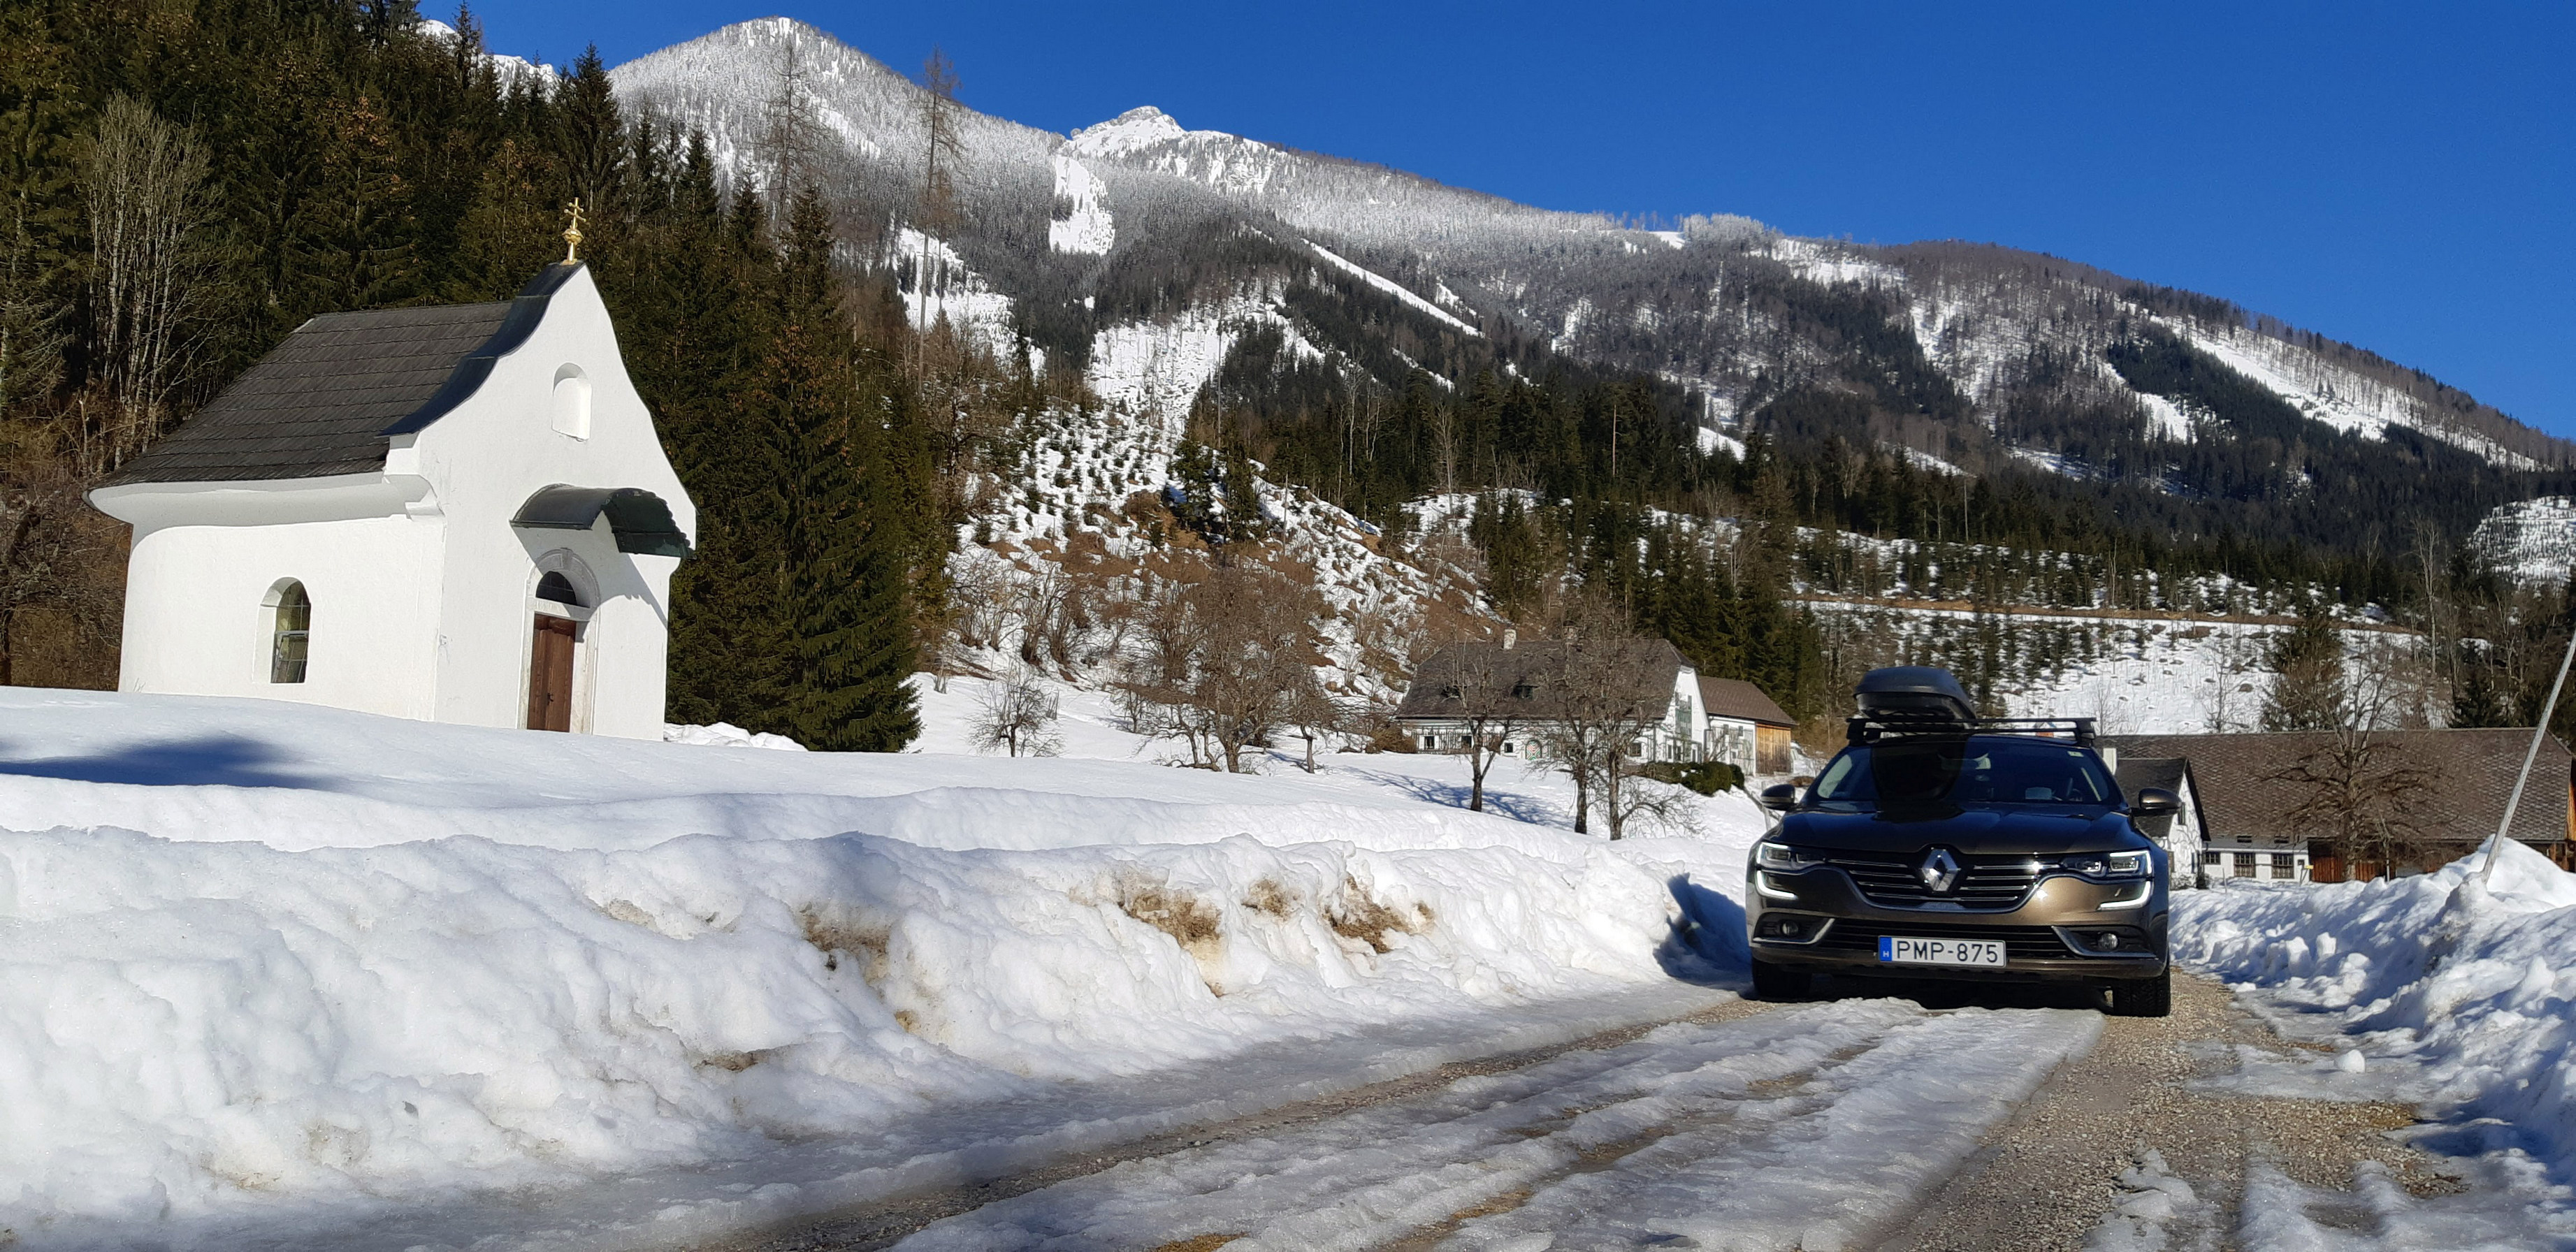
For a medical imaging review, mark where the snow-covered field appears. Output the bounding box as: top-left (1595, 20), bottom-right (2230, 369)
top-left (34, 666), bottom-right (2576, 1249)
top-left (0, 682), bottom-right (1762, 1248)
top-left (2177, 844), bottom-right (2576, 1249)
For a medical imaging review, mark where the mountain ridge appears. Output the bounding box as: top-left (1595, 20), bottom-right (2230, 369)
top-left (605, 17), bottom-right (2575, 599)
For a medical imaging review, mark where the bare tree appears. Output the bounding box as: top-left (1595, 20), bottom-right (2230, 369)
top-left (1414, 629), bottom-right (1536, 812)
top-left (2269, 643), bottom-right (2438, 876)
top-left (1429, 403), bottom-right (1459, 499)
top-left (1011, 562), bottom-right (1092, 671)
top-left (1121, 575), bottom-right (1215, 766)
top-left (1187, 563), bottom-right (1324, 773)
top-left (81, 94), bottom-right (212, 466)
top-left (1284, 683), bottom-right (1345, 773)
top-left (1528, 597), bottom-right (1667, 837)
top-left (1604, 765), bottom-right (1703, 838)
top-left (973, 665), bottom-right (1062, 757)
top-left (918, 319), bottom-right (1013, 518)
top-left (912, 48), bottom-right (965, 367)
top-left (1119, 562), bottom-right (1324, 773)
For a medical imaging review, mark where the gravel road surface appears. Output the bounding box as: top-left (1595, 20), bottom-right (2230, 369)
top-left (707, 973), bottom-right (2471, 1252)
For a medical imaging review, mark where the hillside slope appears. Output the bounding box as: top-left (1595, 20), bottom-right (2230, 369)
top-left (602, 19), bottom-right (2563, 722)
top-left (612, 20), bottom-right (2570, 557)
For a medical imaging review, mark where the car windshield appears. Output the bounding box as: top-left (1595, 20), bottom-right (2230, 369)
top-left (1809, 737), bottom-right (2118, 810)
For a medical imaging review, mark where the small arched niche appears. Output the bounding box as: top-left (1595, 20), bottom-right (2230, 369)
top-left (263, 578), bottom-right (311, 684)
top-left (551, 364), bottom-right (592, 439)
top-left (528, 551), bottom-right (600, 613)
top-left (534, 571), bottom-right (584, 607)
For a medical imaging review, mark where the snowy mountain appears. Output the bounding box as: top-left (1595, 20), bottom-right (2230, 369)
top-left (612, 20), bottom-right (2569, 482)
top-left (609, 18), bottom-right (2570, 711)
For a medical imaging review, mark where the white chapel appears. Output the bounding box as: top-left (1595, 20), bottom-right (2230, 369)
top-left (87, 260), bottom-right (696, 738)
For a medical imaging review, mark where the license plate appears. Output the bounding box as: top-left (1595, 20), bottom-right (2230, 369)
top-left (1879, 935), bottom-right (2006, 967)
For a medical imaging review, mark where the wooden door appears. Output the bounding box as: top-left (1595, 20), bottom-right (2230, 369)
top-left (527, 616), bottom-right (577, 731)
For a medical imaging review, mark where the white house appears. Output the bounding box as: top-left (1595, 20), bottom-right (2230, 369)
top-left (1696, 675), bottom-right (1798, 776)
top-left (88, 261), bottom-right (695, 738)
top-left (1394, 636), bottom-right (1714, 764)
top-left (2104, 752), bottom-right (2213, 887)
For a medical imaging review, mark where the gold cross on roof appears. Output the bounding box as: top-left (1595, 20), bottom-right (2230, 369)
top-left (562, 199), bottom-right (585, 264)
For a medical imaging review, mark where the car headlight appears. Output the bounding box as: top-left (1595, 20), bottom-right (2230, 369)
top-left (2058, 850), bottom-right (2150, 880)
top-left (1755, 841), bottom-right (1823, 870)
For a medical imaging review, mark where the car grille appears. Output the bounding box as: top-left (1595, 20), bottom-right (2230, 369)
top-left (1821, 851), bottom-right (2043, 909)
top-left (1812, 922), bottom-right (2073, 963)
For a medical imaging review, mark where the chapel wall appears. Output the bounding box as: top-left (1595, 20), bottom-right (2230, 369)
top-left (117, 516), bottom-right (444, 720)
top-left (415, 265), bottom-right (691, 739)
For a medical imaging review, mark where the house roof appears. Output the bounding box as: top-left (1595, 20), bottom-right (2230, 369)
top-left (2111, 756), bottom-right (2192, 841)
top-left (1395, 638), bottom-right (1686, 722)
top-left (2099, 729), bottom-right (2573, 847)
top-left (104, 265), bottom-right (580, 486)
top-left (1697, 676), bottom-right (1794, 727)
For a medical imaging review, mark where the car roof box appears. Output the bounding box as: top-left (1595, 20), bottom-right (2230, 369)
top-left (1855, 666), bottom-right (1976, 726)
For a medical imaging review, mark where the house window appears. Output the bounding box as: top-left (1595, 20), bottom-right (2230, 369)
top-left (2232, 852), bottom-right (2257, 878)
top-left (1501, 741), bottom-right (1515, 755)
top-left (551, 365), bottom-right (592, 439)
top-left (2270, 854), bottom-right (2296, 880)
top-left (1626, 740), bottom-right (1645, 758)
top-left (1420, 735), bottom-right (1435, 751)
top-left (268, 581), bottom-right (310, 683)
top-left (2202, 851), bottom-right (2222, 867)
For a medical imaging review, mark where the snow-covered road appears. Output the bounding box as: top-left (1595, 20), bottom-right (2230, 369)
top-left (732, 998), bottom-right (2101, 1252)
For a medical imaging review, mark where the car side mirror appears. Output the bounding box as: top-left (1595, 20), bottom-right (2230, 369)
top-left (1760, 783), bottom-right (1800, 812)
top-left (2132, 787), bottom-right (2178, 818)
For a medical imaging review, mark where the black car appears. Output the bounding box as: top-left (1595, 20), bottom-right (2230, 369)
top-left (1745, 667), bottom-right (2177, 1017)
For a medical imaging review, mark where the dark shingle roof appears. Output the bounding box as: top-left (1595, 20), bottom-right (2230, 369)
top-left (105, 265), bottom-right (580, 486)
top-left (1396, 639), bottom-right (1686, 722)
top-left (2099, 729), bottom-right (2573, 847)
top-left (1697, 676), bottom-right (1793, 727)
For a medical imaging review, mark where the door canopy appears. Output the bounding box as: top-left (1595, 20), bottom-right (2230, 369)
top-left (511, 485), bottom-right (690, 558)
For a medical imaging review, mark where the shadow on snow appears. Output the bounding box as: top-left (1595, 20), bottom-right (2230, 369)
top-left (0, 734), bottom-right (324, 789)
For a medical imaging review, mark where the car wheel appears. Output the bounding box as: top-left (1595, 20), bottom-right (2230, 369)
top-left (2104, 970), bottom-right (2171, 1018)
top-left (1750, 957), bottom-right (1812, 1002)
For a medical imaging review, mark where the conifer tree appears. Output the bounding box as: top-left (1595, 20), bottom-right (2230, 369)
top-left (767, 185), bottom-right (917, 750)
top-left (632, 150), bottom-right (795, 729)
top-left (2262, 599), bottom-right (2349, 731)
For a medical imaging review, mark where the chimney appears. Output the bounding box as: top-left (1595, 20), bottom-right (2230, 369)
top-left (1503, 628), bottom-right (1517, 650)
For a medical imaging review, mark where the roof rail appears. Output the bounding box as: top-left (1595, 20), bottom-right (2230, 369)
top-left (1846, 713), bottom-right (2098, 748)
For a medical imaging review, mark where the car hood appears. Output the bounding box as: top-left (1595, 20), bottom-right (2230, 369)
top-left (1779, 806), bottom-right (2145, 854)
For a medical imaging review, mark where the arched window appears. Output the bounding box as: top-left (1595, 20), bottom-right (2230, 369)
top-left (268, 581), bottom-right (310, 683)
top-left (551, 365), bottom-right (592, 439)
top-left (535, 571), bottom-right (584, 606)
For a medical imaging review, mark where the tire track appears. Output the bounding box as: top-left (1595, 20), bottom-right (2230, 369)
top-left (855, 1000), bottom-right (2097, 1252)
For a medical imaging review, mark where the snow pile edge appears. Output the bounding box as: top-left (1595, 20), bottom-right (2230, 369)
top-left (0, 822), bottom-right (1686, 1232)
top-left (2174, 842), bottom-right (2576, 1169)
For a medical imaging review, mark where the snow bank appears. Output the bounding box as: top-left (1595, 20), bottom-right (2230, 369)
top-left (2176, 842), bottom-right (2576, 1171)
top-left (0, 690), bottom-right (1741, 1239)
top-left (663, 721), bottom-right (806, 750)
top-left (0, 824), bottom-right (1679, 1232)
top-left (0, 688), bottom-right (1608, 856)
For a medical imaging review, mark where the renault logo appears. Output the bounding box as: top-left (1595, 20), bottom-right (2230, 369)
top-left (1919, 847), bottom-right (1962, 894)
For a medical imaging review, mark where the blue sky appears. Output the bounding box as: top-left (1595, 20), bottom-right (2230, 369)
top-left (468, 1), bottom-right (2573, 437)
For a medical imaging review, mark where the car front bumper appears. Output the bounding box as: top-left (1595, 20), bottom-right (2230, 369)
top-left (1745, 866), bottom-right (2168, 982)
